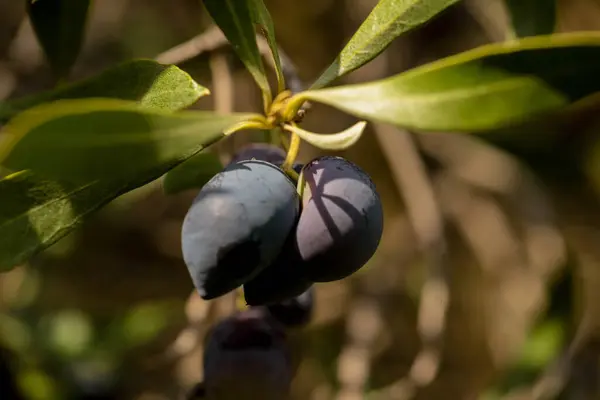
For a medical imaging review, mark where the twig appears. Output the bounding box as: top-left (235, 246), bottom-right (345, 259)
top-left (436, 174), bottom-right (550, 399)
top-left (155, 25), bottom-right (226, 65)
top-left (335, 297), bottom-right (383, 400)
top-left (500, 335), bottom-right (600, 400)
top-left (503, 226), bottom-right (600, 400)
top-left (373, 124), bottom-right (450, 397)
top-left (208, 49), bottom-right (236, 164)
top-left (155, 24), bottom-right (306, 99)
top-left (463, 0), bottom-right (511, 42)
top-left (420, 134), bottom-right (570, 400)
top-left (500, 354), bottom-right (570, 400)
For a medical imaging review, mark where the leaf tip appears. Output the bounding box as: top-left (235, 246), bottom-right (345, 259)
top-left (355, 120), bottom-right (368, 132)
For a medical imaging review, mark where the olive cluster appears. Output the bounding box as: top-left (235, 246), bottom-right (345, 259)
top-left (182, 144), bottom-right (383, 399)
top-left (181, 143), bottom-right (384, 307)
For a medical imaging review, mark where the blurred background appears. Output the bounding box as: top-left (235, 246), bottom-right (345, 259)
top-left (2, 0), bottom-right (600, 398)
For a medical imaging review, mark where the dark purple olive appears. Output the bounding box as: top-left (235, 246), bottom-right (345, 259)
top-left (243, 235), bottom-right (312, 307)
top-left (295, 156), bottom-right (383, 282)
top-left (182, 160), bottom-right (299, 299)
top-left (202, 308), bottom-right (292, 400)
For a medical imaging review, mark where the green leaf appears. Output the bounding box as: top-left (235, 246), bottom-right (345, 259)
top-left (0, 59), bottom-right (209, 123)
top-left (311, 0), bottom-right (460, 89)
top-left (162, 152), bottom-right (223, 195)
top-left (505, 0), bottom-right (556, 38)
top-left (202, 0), bottom-right (271, 104)
top-left (0, 99), bottom-right (256, 271)
top-left (294, 32), bottom-right (600, 132)
top-left (0, 170), bottom-right (68, 271)
top-left (27, 0), bottom-right (92, 79)
top-left (285, 121), bottom-right (367, 150)
top-left (250, 0), bottom-right (285, 93)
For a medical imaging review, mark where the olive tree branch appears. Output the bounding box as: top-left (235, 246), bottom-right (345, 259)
top-left (373, 124), bottom-right (450, 398)
top-left (208, 49), bottom-right (236, 165)
top-left (155, 24), bottom-right (306, 98)
top-left (335, 297), bottom-right (384, 400)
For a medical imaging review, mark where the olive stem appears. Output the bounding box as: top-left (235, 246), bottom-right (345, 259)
top-left (281, 124), bottom-right (301, 175)
top-left (262, 92), bottom-right (272, 116)
top-left (269, 127), bottom-right (282, 147)
top-left (296, 168), bottom-right (306, 198)
top-left (282, 93), bottom-right (310, 122)
top-left (235, 287), bottom-right (247, 310)
top-left (279, 129), bottom-right (291, 152)
top-left (223, 119), bottom-right (270, 136)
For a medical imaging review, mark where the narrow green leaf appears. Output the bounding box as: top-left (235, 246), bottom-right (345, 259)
top-left (285, 121), bottom-right (367, 150)
top-left (27, 0), bottom-right (92, 79)
top-left (202, 0), bottom-right (272, 104)
top-left (0, 99), bottom-right (256, 271)
top-left (162, 152), bottom-right (223, 195)
top-left (0, 59), bottom-right (208, 123)
top-left (311, 0), bottom-right (460, 89)
top-left (294, 32), bottom-right (600, 132)
top-left (250, 0), bottom-right (285, 93)
top-left (505, 0), bottom-right (556, 38)
top-left (0, 170), bottom-right (78, 271)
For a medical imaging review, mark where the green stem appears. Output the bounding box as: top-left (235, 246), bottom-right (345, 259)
top-left (224, 119), bottom-right (270, 136)
top-left (236, 287), bottom-right (248, 310)
top-left (262, 90), bottom-right (273, 116)
top-left (279, 130), bottom-right (290, 152)
top-left (281, 124), bottom-right (301, 181)
top-left (275, 69), bottom-right (286, 96)
top-left (269, 128), bottom-right (281, 146)
top-left (282, 93), bottom-right (309, 121)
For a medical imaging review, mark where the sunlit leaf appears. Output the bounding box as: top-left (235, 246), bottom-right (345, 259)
top-left (202, 0), bottom-right (271, 104)
top-left (285, 121), bottom-right (367, 150)
top-left (294, 33), bottom-right (600, 132)
top-left (250, 0), bottom-right (285, 93)
top-left (0, 59), bottom-right (208, 123)
top-left (27, 0), bottom-right (92, 79)
top-left (0, 99), bottom-right (256, 271)
top-left (162, 152), bottom-right (223, 194)
top-left (505, 0), bottom-right (556, 38)
top-left (311, 0), bottom-right (460, 89)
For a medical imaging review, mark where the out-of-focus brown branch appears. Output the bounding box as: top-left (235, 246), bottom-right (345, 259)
top-left (500, 335), bottom-right (600, 400)
top-left (373, 124), bottom-right (450, 399)
top-left (500, 354), bottom-right (570, 400)
top-left (155, 25), bottom-right (305, 97)
top-left (502, 226), bottom-right (600, 400)
top-left (335, 297), bottom-right (383, 400)
top-left (463, 0), bottom-right (511, 42)
top-left (419, 133), bottom-right (569, 400)
top-left (208, 49), bottom-right (236, 164)
top-left (155, 25), bottom-right (225, 65)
